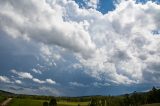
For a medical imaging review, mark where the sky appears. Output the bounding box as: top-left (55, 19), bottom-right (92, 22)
top-left (0, 0), bottom-right (160, 97)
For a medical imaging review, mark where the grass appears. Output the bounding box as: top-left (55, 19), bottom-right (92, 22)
top-left (58, 101), bottom-right (89, 106)
top-left (142, 103), bottom-right (160, 106)
top-left (0, 96), bottom-right (6, 102)
top-left (8, 98), bottom-right (47, 106)
top-left (8, 98), bottom-right (89, 106)
top-left (6, 98), bottom-right (160, 106)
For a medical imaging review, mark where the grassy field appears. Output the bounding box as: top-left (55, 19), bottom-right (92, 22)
top-left (8, 98), bottom-right (47, 106)
top-left (58, 101), bottom-right (89, 106)
top-left (8, 98), bottom-right (89, 106)
top-left (142, 103), bottom-right (160, 106)
top-left (0, 96), bottom-right (6, 102)
top-left (5, 98), bottom-right (160, 106)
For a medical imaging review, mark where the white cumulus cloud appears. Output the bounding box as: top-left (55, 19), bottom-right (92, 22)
top-left (0, 76), bottom-right (11, 83)
top-left (11, 69), bottom-right (33, 79)
top-left (46, 79), bottom-right (56, 84)
top-left (0, 0), bottom-right (160, 85)
top-left (11, 69), bottom-right (56, 84)
top-left (15, 80), bottom-right (22, 84)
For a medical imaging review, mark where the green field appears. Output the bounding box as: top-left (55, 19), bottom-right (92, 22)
top-left (5, 98), bottom-right (160, 106)
top-left (142, 103), bottom-right (160, 106)
top-left (8, 98), bottom-right (89, 106)
top-left (8, 98), bottom-right (47, 106)
top-left (58, 101), bottom-right (89, 106)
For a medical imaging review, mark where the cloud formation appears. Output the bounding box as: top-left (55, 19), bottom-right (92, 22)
top-left (0, 76), bottom-right (11, 83)
top-left (11, 69), bottom-right (56, 84)
top-left (11, 69), bottom-right (33, 79)
top-left (0, 0), bottom-right (96, 58)
top-left (15, 80), bottom-right (22, 84)
top-left (0, 0), bottom-right (160, 96)
top-left (84, 0), bottom-right (99, 8)
top-left (46, 79), bottom-right (56, 84)
top-left (69, 82), bottom-right (88, 87)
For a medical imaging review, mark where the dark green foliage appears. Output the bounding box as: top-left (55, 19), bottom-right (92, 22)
top-left (43, 101), bottom-right (48, 106)
top-left (49, 98), bottom-right (57, 106)
top-left (147, 86), bottom-right (160, 104)
top-left (88, 87), bottom-right (160, 106)
top-left (121, 87), bottom-right (160, 106)
top-left (101, 98), bottom-right (105, 106)
top-left (90, 98), bottom-right (97, 106)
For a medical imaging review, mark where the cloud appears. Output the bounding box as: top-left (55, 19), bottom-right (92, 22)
top-left (32, 68), bottom-right (42, 74)
top-left (39, 44), bottom-right (62, 67)
top-left (142, 61), bottom-right (160, 83)
top-left (0, 0), bottom-right (160, 87)
top-left (93, 82), bottom-right (110, 87)
top-left (0, 76), bottom-right (11, 83)
top-left (0, 75), bottom-right (22, 84)
top-left (0, 0), bottom-right (96, 58)
top-left (38, 86), bottom-right (61, 96)
top-left (77, 0), bottom-right (160, 84)
top-left (84, 0), bottom-right (99, 9)
top-left (15, 80), bottom-right (22, 84)
top-left (11, 69), bottom-right (33, 79)
top-left (46, 79), bottom-right (56, 84)
top-left (11, 69), bottom-right (56, 84)
top-left (69, 82), bottom-right (88, 87)
top-left (33, 78), bottom-right (45, 84)
top-left (32, 78), bottom-right (56, 84)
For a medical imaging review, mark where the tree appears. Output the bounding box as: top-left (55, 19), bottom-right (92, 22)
top-left (90, 98), bottom-right (97, 106)
top-left (123, 94), bottom-right (130, 106)
top-left (131, 91), bottom-right (141, 106)
top-left (101, 99), bottom-right (105, 106)
top-left (49, 98), bottom-right (57, 106)
top-left (43, 102), bottom-right (48, 106)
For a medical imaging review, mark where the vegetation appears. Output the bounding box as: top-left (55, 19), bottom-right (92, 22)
top-left (142, 103), bottom-right (160, 106)
top-left (58, 101), bottom-right (89, 106)
top-left (88, 86), bottom-right (160, 106)
top-left (0, 86), bottom-right (160, 106)
top-left (42, 98), bottom-right (57, 106)
top-left (0, 95), bottom-right (6, 102)
top-left (7, 98), bottom-right (89, 106)
top-left (8, 98), bottom-right (47, 106)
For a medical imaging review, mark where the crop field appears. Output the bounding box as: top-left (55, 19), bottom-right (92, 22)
top-left (142, 103), bottom-right (160, 106)
top-left (8, 98), bottom-right (89, 106)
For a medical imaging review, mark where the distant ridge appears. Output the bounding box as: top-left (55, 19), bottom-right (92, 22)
top-left (0, 89), bottom-right (15, 96)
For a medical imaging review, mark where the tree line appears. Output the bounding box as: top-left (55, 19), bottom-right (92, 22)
top-left (42, 86), bottom-right (160, 106)
top-left (89, 87), bottom-right (160, 106)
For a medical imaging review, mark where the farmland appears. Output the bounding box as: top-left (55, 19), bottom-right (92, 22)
top-left (8, 98), bottom-right (89, 106)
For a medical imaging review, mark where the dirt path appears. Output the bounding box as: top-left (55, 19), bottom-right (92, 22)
top-left (0, 98), bottom-right (12, 106)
